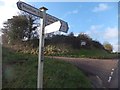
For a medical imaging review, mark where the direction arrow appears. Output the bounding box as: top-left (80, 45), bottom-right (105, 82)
top-left (17, 1), bottom-right (43, 17)
top-left (45, 21), bottom-right (61, 34)
top-left (59, 21), bottom-right (69, 33)
top-left (45, 14), bottom-right (69, 33)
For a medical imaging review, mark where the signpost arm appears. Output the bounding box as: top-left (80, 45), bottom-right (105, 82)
top-left (37, 7), bottom-right (48, 89)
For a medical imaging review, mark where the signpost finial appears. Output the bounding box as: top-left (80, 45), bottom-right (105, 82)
top-left (39, 7), bottom-right (48, 11)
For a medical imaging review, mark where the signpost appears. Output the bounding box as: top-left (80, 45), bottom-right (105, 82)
top-left (16, 1), bottom-right (69, 89)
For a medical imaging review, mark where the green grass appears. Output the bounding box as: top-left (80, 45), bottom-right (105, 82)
top-left (2, 47), bottom-right (92, 88)
top-left (51, 48), bottom-right (118, 59)
top-left (70, 48), bottom-right (117, 59)
top-left (44, 58), bottom-right (91, 88)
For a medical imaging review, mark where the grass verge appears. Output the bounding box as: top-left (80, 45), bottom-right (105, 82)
top-left (2, 47), bottom-right (92, 88)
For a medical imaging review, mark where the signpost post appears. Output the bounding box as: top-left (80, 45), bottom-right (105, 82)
top-left (16, 1), bottom-right (69, 89)
top-left (37, 7), bottom-right (48, 89)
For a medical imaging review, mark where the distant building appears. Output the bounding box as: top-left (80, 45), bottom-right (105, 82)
top-left (81, 41), bottom-right (86, 46)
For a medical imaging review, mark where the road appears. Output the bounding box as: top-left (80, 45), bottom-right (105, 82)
top-left (48, 56), bottom-right (118, 88)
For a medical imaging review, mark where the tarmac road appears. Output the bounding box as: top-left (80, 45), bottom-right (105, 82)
top-left (49, 56), bottom-right (118, 88)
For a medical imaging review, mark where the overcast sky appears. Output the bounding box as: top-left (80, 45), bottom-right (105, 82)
top-left (0, 0), bottom-right (119, 52)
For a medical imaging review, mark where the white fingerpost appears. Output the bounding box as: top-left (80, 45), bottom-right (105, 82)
top-left (16, 1), bottom-right (69, 89)
top-left (37, 7), bottom-right (48, 89)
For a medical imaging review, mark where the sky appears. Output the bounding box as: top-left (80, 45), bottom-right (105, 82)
top-left (0, 0), bottom-right (119, 52)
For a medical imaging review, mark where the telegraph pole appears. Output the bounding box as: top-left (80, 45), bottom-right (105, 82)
top-left (37, 7), bottom-right (48, 89)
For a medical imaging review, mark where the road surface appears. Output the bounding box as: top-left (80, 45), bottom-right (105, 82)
top-left (48, 56), bottom-right (118, 88)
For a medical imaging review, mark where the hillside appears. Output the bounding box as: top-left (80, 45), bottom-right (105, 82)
top-left (2, 33), bottom-right (118, 59)
top-left (44, 34), bottom-right (117, 59)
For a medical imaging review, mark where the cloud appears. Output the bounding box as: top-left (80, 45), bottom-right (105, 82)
top-left (103, 27), bottom-right (118, 52)
top-left (86, 25), bottom-right (103, 36)
top-left (0, 0), bottom-right (21, 29)
top-left (66, 10), bottom-right (79, 15)
top-left (0, 0), bottom-right (5, 6)
top-left (104, 27), bottom-right (118, 39)
top-left (112, 44), bottom-right (120, 52)
top-left (71, 10), bottom-right (79, 14)
top-left (86, 25), bottom-right (118, 52)
top-left (0, 0), bottom-right (27, 39)
top-left (63, 9), bottom-right (79, 18)
top-left (86, 25), bottom-right (118, 40)
top-left (93, 3), bottom-right (109, 12)
top-left (90, 25), bottom-right (103, 31)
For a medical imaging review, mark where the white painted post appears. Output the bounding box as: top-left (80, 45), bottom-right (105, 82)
top-left (112, 68), bottom-right (114, 71)
top-left (37, 7), bottom-right (48, 89)
top-left (108, 76), bottom-right (112, 82)
top-left (111, 72), bottom-right (113, 76)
